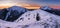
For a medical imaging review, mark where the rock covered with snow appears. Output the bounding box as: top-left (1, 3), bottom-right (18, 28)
top-left (15, 9), bottom-right (60, 28)
top-left (40, 6), bottom-right (52, 10)
top-left (0, 9), bottom-right (60, 28)
top-left (40, 6), bottom-right (60, 16)
top-left (0, 6), bottom-right (28, 22)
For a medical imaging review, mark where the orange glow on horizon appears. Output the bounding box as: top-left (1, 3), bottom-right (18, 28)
top-left (17, 3), bottom-right (40, 9)
top-left (49, 5), bottom-right (60, 9)
top-left (0, 6), bottom-right (10, 9)
top-left (0, 4), bottom-right (60, 9)
top-left (24, 6), bottom-right (40, 9)
top-left (0, 4), bottom-right (40, 9)
top-left (0, 3), bottom-right (60, 9)
top-left (0, 6), bottom-right (40, 9)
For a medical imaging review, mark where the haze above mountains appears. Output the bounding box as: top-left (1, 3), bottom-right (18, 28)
top-left (0, 5), bottom-right (60, 9)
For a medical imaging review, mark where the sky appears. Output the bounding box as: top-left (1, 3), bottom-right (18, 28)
top-left (0, 0), bottom-right (60, 9)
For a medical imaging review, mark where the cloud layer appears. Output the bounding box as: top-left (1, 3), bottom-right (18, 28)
top-left (0, 0), bottom-right (60, 6)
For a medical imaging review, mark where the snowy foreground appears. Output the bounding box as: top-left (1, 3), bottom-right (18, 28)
top-left (0, 9), bottom-right (60, 28)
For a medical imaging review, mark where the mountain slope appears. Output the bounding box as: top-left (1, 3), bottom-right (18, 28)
top-left (0, 6), bottom-right (28, 22)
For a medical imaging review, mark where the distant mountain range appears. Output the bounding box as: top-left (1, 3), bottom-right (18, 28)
top-left (40, 6), bottom-right (60, 16)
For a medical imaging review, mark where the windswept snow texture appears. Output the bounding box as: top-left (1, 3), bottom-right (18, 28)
top-left (0, 9), bottom-right (60, 28)
top-left (15, 9), bottom-right (60, 28)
